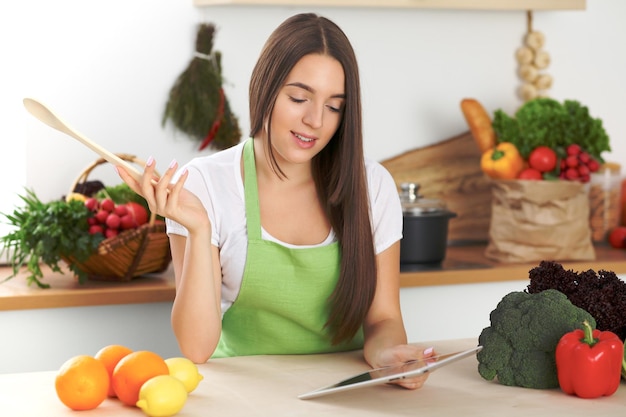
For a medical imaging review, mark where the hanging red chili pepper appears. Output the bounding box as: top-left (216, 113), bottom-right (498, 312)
top-left (555, 320), bottom-right (623, 399)
top-left (198, 87), bottom-right (225, 151)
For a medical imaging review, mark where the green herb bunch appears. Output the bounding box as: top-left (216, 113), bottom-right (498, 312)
top-left (96, 182), bottom-right (148, 207)
top-left (0, 189), bottom-right (104, 288)
top-left (492, 98), bottom-right (611, 159)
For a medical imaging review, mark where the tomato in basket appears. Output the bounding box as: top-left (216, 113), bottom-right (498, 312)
top-left (123, 202), bottom-right (149, 228)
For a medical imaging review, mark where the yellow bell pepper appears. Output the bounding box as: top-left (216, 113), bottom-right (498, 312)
top-left (480, 142), bottom-right (524, 180)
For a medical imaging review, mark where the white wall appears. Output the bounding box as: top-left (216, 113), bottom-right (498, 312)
top-left (4, 272), bottom-right (624, 373)
top-left (0, 303), bottom-right (180, 373)
top-left (1, 1), bottom-right (625, 372)
top-left (0, 279), bottom-right (536, 373)
top-left (2, 0), bottom-right (624, 204)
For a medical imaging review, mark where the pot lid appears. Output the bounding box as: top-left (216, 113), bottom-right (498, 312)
top-left (399, 182), bottom-right (448, 215)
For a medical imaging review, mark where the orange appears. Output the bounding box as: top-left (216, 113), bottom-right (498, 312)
top-left (95, 344), bottom-right (134, 397)
top-left (112, 350), bottom-right (169, 406)
top-left (55, 355), bottom-right (109, 411)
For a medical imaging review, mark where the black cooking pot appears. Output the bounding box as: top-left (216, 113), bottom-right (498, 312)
top-left (399, 183), bottom-right (457, 265)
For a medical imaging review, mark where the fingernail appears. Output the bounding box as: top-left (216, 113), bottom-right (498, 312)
top-left (146, 156), bottom-right (154, 167)
top-left (423, 347), bottom-right (434, 356)
top-left (169, 159), bottom-right (177, 169)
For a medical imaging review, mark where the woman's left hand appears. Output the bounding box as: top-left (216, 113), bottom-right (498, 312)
top-left (375, 344), bottom-right (436, 390)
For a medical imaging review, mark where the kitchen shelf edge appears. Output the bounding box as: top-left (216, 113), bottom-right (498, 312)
top-left (400, 245), bottom-right (626, 287)
top-left (192, 0), bottom-right (586, 11)
top-left (2, 243), bottom-right (624, 311)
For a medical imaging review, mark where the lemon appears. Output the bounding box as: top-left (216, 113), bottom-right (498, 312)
top-left (165, 357), bottom-right (204, 393)
top-left (136, 375), bottom-right (188, 417)
top-left (66, 192), bottom-right (88, 203)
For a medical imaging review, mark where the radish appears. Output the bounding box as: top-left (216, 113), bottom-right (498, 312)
top-left (124, 202), bottom-right (149, 227)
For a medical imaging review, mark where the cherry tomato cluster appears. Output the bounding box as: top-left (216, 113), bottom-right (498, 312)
top-left (558, 144), bottom-right (601, 183)
top-left (85, 198), bottom-right (149, 239)
top-left (519, 144), bottom-right (601, 183)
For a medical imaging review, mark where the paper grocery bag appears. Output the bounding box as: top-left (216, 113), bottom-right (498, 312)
top-left (485, 179), bottom-right (596, 263)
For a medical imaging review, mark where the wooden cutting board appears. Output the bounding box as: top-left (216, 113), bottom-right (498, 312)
top-left (380, 131), bottom-right (492, 242)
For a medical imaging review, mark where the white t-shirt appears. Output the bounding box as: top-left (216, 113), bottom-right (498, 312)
top-left (166, 141), bottom-right (403, 315)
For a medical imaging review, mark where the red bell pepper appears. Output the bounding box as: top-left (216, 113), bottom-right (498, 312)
top-left (555, 320), bottom-right (623, 399)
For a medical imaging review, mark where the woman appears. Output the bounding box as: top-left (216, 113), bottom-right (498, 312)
top-left (118, 13), bottom-right (434, 390)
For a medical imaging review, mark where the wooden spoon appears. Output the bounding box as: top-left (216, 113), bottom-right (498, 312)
top-left (22, 98), bottom-right (143, 182)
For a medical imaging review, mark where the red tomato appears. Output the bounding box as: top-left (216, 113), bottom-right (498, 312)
top-left (621, 179), bottom-right (626, 226)
top-left (518, 167), bottom-right (543, 180)
top-left (608, 227), bottom-right (626, 249)
top-left (120, 214), bottom-right (136, 230)
top-left (565, 155), bottom-right (579, 168)
top-left (528, 146), bottom-right (558, 173)
top-left (95, 209), bottom-right (109, 224)
top-left (105, 213), bottom-right (121, 229)
top-left (84, 198), bottom-right (99, 212)
top-left (89, 225), bottom-right (104, 235)
top-left (114, 205), bottom-right (128, 217)
top-left (564, 168), bottom-right (579, 180)
top-left (100, 198), bottom-right (115, 213)
top-left (587, 159), bottom-right (601, 173)
top-left (125, 202), bottom-right (149, 227)
top-left (105, 228), bottom-right (119, 239)
top-left (566, 143), bottom-right (582, 156)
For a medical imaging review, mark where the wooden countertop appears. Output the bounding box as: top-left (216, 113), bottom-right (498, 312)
top-left (4, 338), bottom-right (626, 416)
top-left (2, 244), bottom-right (626, 311)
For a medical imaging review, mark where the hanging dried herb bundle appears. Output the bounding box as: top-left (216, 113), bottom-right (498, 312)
top-left (162, 23), bottom-right (241, 151)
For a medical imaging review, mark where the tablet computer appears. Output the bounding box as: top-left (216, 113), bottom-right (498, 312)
top-left (298, 345), bottom-right (482, 400)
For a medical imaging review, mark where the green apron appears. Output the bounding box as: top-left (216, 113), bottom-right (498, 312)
top-left (213, 139), bottom-right (363, 358)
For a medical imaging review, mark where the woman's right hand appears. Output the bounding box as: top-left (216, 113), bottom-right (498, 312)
top-left (116, 157), bottom-right (209, 234)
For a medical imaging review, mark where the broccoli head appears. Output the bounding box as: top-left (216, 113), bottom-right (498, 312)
top-left (477, 289), bottom-right (595, 389)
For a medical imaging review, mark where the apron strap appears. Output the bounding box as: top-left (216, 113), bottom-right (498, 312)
top-left (243, 139), bottom-right (262, 241)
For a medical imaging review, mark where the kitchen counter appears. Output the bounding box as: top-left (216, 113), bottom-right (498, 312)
top-left (401, 243), bottom-right (626, 286)
top-left (2, 338), bottom-right (626, 416)
top-left (1, 244), bottom-right (626, 311)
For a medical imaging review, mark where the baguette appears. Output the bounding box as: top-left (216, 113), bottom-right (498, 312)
top-left (460, 98), bottom-right (497, 153)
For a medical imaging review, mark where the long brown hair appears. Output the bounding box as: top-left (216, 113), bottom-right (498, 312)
top-left (249, 13), bottom-right (376, 344)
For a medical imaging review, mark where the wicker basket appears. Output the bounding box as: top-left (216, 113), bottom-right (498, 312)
top-left (64, 154), bottom-right (172, 282)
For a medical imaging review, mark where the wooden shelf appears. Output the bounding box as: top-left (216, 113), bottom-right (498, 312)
top-left (0, 265), bottom-right (176, 311)
top-left (193, 0), bottom-right (586, 11)
top-left (400, 244), bottom-right (626, 287)
top-left (2, 244), bottom-right (625, 311)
